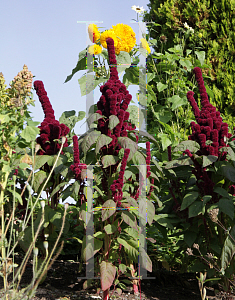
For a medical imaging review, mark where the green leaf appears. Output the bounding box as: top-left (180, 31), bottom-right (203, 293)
top-left (87, 113), bottom-right (104, 128)
top-left (20, 126), bottom-right (40, 142)
top-left (158, 133), bottom-right (171, 151)
top-left (117, 137), bottom-right (138, 161)
top-left (101, 155), bottom-right (119, 168)
top-left (108, 115), bottom-right (120, 130)
top-left (195, 51), bottom-right (205, 66)
top-left (214, 187), bottom-right (231, 199)
top-left (171, 96), bottom-right (187, 110)
top-left (173, 140), bottom-right (200, 153)
top-left (126, 105), bottom-right (144, 128)
top-left (147, 84), bottom-right (157, 102)
top-left (81, 130), bottom-right (101, 155)
top-left (95, 135), bottom-right (112, 155)
top-left (116, 52), bottom-right (131, 73)
top-left (102, 200), bottom-right (116, 221)
top-left (221, 225), bottom-right (235, 270)
top-left (155, 110), bottom-right (172, 123)
top-left (123, 67), bottom-right (139, 86)
top-left (139, 247), bottom-right (152, 272)
top-left (219, 198), bottom-right (234, 220)
top-left (124, 227), bottom-right (138, 240)
top-left (157, 82), bottom-right (168, 92)
top-left (203, 155), bottom-right (218, 167)
top-left (8, 188), bottom-right (23, 205)
top-left (188, 201), bottom-right (204, 218)
top-left (184, 231), bottom-right (197, 247)
top-left (82, 235), bottom-right (103, 261)
top-left (117, 237), bottom-right (138, 262)
top-left (179, 59), bottom-right (192, 71)
top-left (78, 74), bottom-right (106, 97)
top-left (217, 162), bottom-right (235, 182)
top-left (180, 192), bottom-right (199, 210)
top-left (147, 73), bottom-right (155, 83)
top-left (121, 211), bottom-right (138, 231)
top-left (100, 261), bottom-right (116, 291)
top-left (64, 55), bottom-right (87, 83)
top-left (119, 264), bottom-right (126, 274)
top-left (34, 155), bottom-right (51, 170)
top-left (50, 182), bottom-right (68, 199)
top-left (131, 151), bottom-right (146, 166)
top-left (104, 224), bottom-right (117, 234)
top-left (147, 200), bottom-right (155, 226)
top-left (33, 170), bottom-right (47, 192)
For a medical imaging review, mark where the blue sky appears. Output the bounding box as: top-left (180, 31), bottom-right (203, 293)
top-left (1, 0), bottom-right (151, 136)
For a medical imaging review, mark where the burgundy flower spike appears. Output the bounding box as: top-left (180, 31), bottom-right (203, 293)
top-left (34, 81), bottom-right (70, 155)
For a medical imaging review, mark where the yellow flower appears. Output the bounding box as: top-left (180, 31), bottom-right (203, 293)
top-left (140, 38), bottom-right (151, 54)
top-left (88, 24), bottom-right (100, 43)
top-left (88, 44), bottom-right (102, 55)
top-left (198, 32), bottom-right (203, 38)
top-left (111, 23), bottom-right (136, 55)
top-left (100, 30), bottom-right (118, 49)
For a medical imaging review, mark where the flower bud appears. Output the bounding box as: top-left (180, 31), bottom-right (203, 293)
top-left (44, 234), bottom-right (49, 239)
top-left (64, 203), bottom-right (69, 211)
top-left (43, 241), bottom-right (48, 250)
top-left (61, 136), bottom-right (66, 144)
top-left (198, 32), bottom-right (203, 38)
top-left (35, 144), bottom-right (40, 154)
top-left (33, 247), bottom-right (39, 256)
top-left (40, 200), bottom-right (45, 209)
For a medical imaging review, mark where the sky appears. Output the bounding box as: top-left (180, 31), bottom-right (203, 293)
top-left (0, 0), bottom-right (152, 204)
top-left (0, 0), bottom-right (151, 136)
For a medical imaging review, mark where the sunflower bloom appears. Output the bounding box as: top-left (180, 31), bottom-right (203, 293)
top-left (100, 30), bottom-right (118, 49)
top-left (88, 44), bottom-right (102, 55)
top-left (111, 23), bottom-right (136, 55)
top-left (88, 24), bottom-right (100, 43)
top-left (140, 38), bottom-right (151, 54)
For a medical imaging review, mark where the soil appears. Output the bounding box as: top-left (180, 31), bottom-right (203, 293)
top-left (1, 254), bottom-right (235, 300)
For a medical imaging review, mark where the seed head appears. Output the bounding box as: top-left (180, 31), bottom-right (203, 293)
top-left (186, 248), bottom-right (193, 256)
top-left (208, 208), bottom-right (219, 222)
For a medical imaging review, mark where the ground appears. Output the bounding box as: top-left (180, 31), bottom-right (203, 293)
top-left (1, 254), bottom-right (235, 300)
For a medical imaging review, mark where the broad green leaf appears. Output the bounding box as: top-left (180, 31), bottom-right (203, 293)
top-left (117, 237), bottom-right (138, 262)
top-left (121, 211), bottom-right (138, 231)
top-left (214, 187), bottom-right (231, 199)
top-left (217, 161), bottom-right (235, 182)
top-left (33, 170), bottom-right (47, 192)
top-left (147, 200), bottom-right (155, 226)
top-left (188, 201), bottom-right (204, 218)
top-left (78, 74), bottom-right (106, 97)
top-left (131, 151), bottom-right (146, 166)
top-left (64, 55), bottom-right (87, 83)
top-left (94, 231), bottom-right (105, 239)
top-left (102, 200), bottom-right (116, 221)
top-left (87, 113), bottom-right (104, 128)
top-left (100, 261), bottom-right (116, 291)
top-left (50, 182), bottom-right (68, 199)
top-left (124, 227), bottom-right (139, 240)
top-left (155, 110), bottom-right (172, 123)
top-left (123, 196), bottom-right (138, 207)
top-left (158, 133), bottom-right (171, 151)
top-left (219, 198), bottom-right (234, 220)
top-left (104, 224), bottom-right (117, 234)
top-left (203, 155), bottom-right (218, 167)
top-left (184, 231), bottom-right (197, 247)
top-left (0, 114), bottom-right (9, 123)
top-left (34, 155), bottom-right (51, 170)
top-left (195, 51), bottom-right (205, 67)
top-left (221, 225), bottom-right (235, 270)
top-left (126, 105), bottom-right (144, 128)
top-left (8, 188), bottom-right (23, 205)
top-left (147, 73), bottom-right (155, 83)
top-left (179, 59), bottom-right (192, 71)
top-left (171, 96), bottom-right (187, 110)
top-left (108, 115), bottom-right (120, 130)
top-left (157, 82), bottom-right (168, 92)
top-left (139, 247), bottom-right (152, 272)
top-left (101, 155), bottom-right (119, 168)
top-left (81, 130), bottom-right (101, 155)
top-left (95, 135), bottom-right (112, 155)
top-left (59, 110), bottom-right (85, 129)
top-left (20, 126), bottom-right (40, 142)
top-left (82, 235), bottom-right (103, 261)
top-left (182, 193), bottom-right (200, 209)
top-left (116, 51), bottom-right (131, 73)
top-left (147, 84), bottom-right (157, 102)
top-left (173, 140), bottom-right (200, 153)
top-left (117, 137), bottom-right (138, 161)
top-left (165, 157), bottom-right (193, 169)
top-left (119, 264), bottom-right (126, 274)
top-left (153, 215), bottom-right (173, 229)
top-left (123, 67), bottom-right (139, 86)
